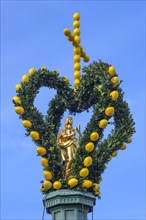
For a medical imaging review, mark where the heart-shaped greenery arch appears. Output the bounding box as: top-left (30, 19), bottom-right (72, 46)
top-left (13, 61), bottom-right (135, 197)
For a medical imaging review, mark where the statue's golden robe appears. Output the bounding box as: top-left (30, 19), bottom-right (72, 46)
top-left (57, 117), bottom-right (77, 179)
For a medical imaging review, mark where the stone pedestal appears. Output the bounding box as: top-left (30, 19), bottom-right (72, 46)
top-left (43, 189), bottom-right (96, 220)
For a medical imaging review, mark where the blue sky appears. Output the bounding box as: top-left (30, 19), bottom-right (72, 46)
top-left (1, 1), bottom-right (145, 220)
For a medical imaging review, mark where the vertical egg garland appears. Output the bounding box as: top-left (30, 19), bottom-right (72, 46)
top-left (14, 68), bottom-right (55, 193)
top-left (64, 12), bottom-right (90, 89)
top-left (77, 66), bottom-right (117, 195)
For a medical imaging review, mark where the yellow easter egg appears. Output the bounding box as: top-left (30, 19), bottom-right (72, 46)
top-left (111, 76), bottom-right (119, 87)
top-left (73, 12), bottom-right (80, 20)
top-left (111, 151), bottom-right (118, 157)
top-left (64, 28), bottom-right (71, 36)
top-left (74, 62), bottom-right (81, 71)
top-left (85, 142), bottom-right (94, 152)
top-left (22, 75), bottom-right (29, 83)
top-left (74, 28), bottom-right (80, 36)
top-left (73, 20), bottom-right (80, 28)
top-left (40, 66), bottom-right (47, 71)
top-left (79, 168), bottom-right (89, 177)
top-left (74, 71), bottom-right (80, 79)
top-left (43, 180), bottom-right (52, 190)
top-left (15, 84), bottom-right (22, 91)
top-left (22, 120), bottom-right (32, 128)
top-left (28, 68), bottom-right (36, 76)
top-left (13, 96), bottom-right (21, 104)
top-left (36, 147), bottom-right (47, 156)
top-left (43, 170), bottom-right (53, 180)
top-left (110, 91), bottom-right (119, 101)
top-left (99, 119), bottom-right (108, 128)
top-left (126, 137), bottom-right (132, 143)
top-left (94, 191), bottom-right (100, 196)
top-left (108, 66), bottom-right (116, 76)
top-left (68, 178), bottom-right (78, 188)
top-left (83, 56), bottom-right (90, 62)
top-left (82, 180), bottom-right (92, 188)
top-left (83, 156), bottom-right (92, 167)
top-left (105, 106), bottom-right (114, 116)
top-left (40, 187), bottom-right (45, 192)
top-left (120, 144), bottom-right (126, 150)
top-left (64, 77), bottom-right (69, 83)
top-left (68, 34), bottom-right (74, 41)
top-left (90, 132), bottom-right (99, 141)
top-left (93, 183), bottom-right (100, 191)
top-left (73, 47), bottom-right (80, 55)
top-left (73, 55), bottom-right (80, 63)
top-left (15, 106), bottom-right (24, 115)
top-left (74, 36), bottom-right (80, 44)
top-left (53, 181), bottom-right (62, 190)
top-left (74, 79), bottom-right (80, 88)
top-left (41, 158), bottom-right (48, 167)
top-left (30, 131), bottom-right (40, 140)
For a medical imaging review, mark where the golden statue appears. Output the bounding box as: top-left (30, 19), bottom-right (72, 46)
top-left (57, 117), bottom-right (79, 179)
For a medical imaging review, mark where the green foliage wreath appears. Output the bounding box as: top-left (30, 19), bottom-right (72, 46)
top-left (13, 61), bottom-right (135, 197)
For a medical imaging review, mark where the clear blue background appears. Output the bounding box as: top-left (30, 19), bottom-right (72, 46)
top-left (1, 1), bottom-right (145, 220)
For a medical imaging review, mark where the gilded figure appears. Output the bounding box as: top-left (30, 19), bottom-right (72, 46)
top-left (57, 117), bottom-right (78, 179)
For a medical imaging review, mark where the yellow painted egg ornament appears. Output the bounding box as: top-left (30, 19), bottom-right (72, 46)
top-left (83, 156), bottom-right (92, 167)
top-left (73, 12), bottom-right (80, 20)
top-left (40, 66), bottom-right (48, 71)
top-left (41, 158), bottom-right (49, 167)
top-left (94, 191), bottom-right (100, 196)
top-left (111, 76), bottom-right (119, 87)
top-left (74, 71), bottom-right (80, 79)
top-left (30, 131), bottom-right (40, 140)
top-left (110, 91), bottom-right (119, 101)
top-left (85, 142), bottom-right (94, 152)
top-left (112, 151), bottom-right (118, 157)
top-left (82, 180), bottom-right (92, 188)
top-left (73, 28), bottom-right (80, 35)
top-left (15, 106), bottom-right (24, 115)
top-left (43, 180), bottom-right (52, 190)
top-left (108, 66), bottom-right (116, 76)
top-left (15, 84), bottom-right (22, 91)
top-left (43, 170), bottom-right (53, 180)
top-left (36, 147), bottom-right (47, 156)
top-left (13, 96), bottom-right (21, 104)
top-left (64, 77), bottom-right (69, 83)
top-left (93, 183), bottom-right (100, 191)
top-left (64, 28), bottom-right (71, 36)
top-left (40, 187), bottom-right (45, 192)
top-left (73, 54), bottom-right (80, 63)
top-left (22, 75), bottom-right (29, 83)
top-left (68, 178), bottom-right (78, 188)
top-left (99, 119), bottom-right (108, 128)
top-left (90, 132), bottom-right (99, 141)
top-left (28, 67), bottom-right (36, 76)
top-left (22, 120), bottom-right (32, 128)
top-left (73, 47), bottom-right (80, 54)
top-left (105, 106), bottom-right (114, 116)
top-left (73, 20), bottom-right (80, 28)
top-left (79, 168), bottom-right (89, 177)
top-left (120, 144), bottom-right (126, 150)
top-left (74, 79), bottom-right (80, 88)
top-left (126, 137), bottom-right (132, 143)
top-left (53, 181), bottom-right (62, 190)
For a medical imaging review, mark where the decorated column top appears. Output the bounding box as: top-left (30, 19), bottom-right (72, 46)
top-left (12, 12), bottom-right (135, 199)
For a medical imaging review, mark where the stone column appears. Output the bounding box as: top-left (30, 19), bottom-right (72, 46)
top-left (43, 189), bottom-right (96, 220)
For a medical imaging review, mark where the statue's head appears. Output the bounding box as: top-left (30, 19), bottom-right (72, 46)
top-left (65, 117), bottom-right (73, 126)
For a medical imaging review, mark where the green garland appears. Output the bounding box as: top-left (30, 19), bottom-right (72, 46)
top-left (13, 61), bottom-right (135, 198)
